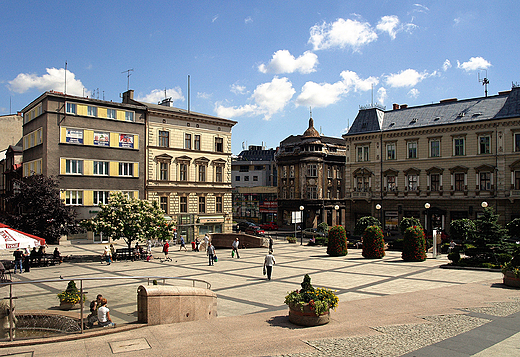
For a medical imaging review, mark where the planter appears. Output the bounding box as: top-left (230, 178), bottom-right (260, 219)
top-left (59, 301), bottom-right (81, 310)
top-left (288, 303), bottom-right (330, 326)
top-left (503, 271), bottom-right (520, 288)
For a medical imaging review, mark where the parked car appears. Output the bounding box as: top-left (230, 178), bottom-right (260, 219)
top-left (236, 221), bottom-right (256, 232)
top-left (260, 222), bottom-right (278, 230)
top-left (245, 226), bottom-right (266, 236)
top-left (302, 228), bottom-right (327, 239)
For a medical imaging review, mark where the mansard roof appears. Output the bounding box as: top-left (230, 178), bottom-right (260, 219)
top-left (345, 87), bottom-right (520, 137)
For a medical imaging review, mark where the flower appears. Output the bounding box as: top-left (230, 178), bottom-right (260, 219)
top-left (284, 275), bottom-right (339, 316)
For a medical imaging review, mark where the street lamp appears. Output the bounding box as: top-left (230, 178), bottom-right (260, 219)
top-left (424, 202), bottom-right (430, 239)
top-left (334, 205), bottom-right (339, 226)
top-left (298, 206), bottom-right (305, 244)
top-left (376, 204), bottom-right (382, 229)
top-left (481, 201), bottom-right (488, 208)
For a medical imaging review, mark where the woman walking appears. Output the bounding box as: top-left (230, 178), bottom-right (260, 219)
top-left (263, 250), bottom-right (276, 280)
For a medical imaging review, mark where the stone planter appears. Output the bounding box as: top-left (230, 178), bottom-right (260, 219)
top-left (288, 303), bottom-right (330, 326)
top-left (503, 271), bottom-right (520, 288)
top-left (59, 301), bottom-right (81, 310)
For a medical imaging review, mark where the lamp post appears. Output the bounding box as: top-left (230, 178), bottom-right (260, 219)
top-left (334, 205), bottom-right (339, 226)
top-left (298, 205), bottom-right (305, 245)
top-left (375, 204), bottom-right (382, 229)
top-left (424, 203), bottom-right (430, 234)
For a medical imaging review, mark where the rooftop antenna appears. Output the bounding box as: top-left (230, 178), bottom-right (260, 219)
top-left (122, 69), bottom-right (134, 91)
top-left (64, 61), bottom-right (67, 95)
top-left (187, 75), bottom-right (191, 113)
top-left (309, 106), bottom-right (312, 117)
top-left (478, 70), bottom-right (489, 97)
top-left (371, 83), bottom-right (374, 106)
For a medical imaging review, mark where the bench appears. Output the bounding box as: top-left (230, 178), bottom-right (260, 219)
top-left (115, 248), bottom-right (145, 261)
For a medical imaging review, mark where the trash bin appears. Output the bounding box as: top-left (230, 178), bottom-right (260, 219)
top-left (191, 241), bottom-right (196, 250)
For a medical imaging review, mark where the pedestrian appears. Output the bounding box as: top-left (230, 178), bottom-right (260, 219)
top-left (179, 236), bottom-right (187, 251)
top-left (102, 246), bottom-right (112, 265)
top-left (97, 298), bottom-right (116, 327)
top-left (232, 237), bottom-right (240, 258)
top-left (87, 294), bottom-right (103, 328)
top-left (163, 241), bottom-right (172, 261)
top-left (268, 236), bottom-right (273, 251)
top-left (204, 234), bottom-right (210, 251)
top-left (13, 248), bottom-right (24, 274)
top-left (53, 247), bottom-right (62, 264)
top-left (207, 242), bottom-right (215, 266)
top-left (195, 237), bottom-right (200, 252)
top-left (174, 230), bottom-right (178, 244)
top-left (263, 250), bottom-right (276, 280)
top-left (110, 244), bottom-right (116, 261)
top-left (147, 240), bottom-right (152, 255)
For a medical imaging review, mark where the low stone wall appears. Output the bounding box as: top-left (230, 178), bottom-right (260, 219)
top-left (210, 233), bottom-right (268, 249)
top-left (137, 285), bottom-right (217, 325)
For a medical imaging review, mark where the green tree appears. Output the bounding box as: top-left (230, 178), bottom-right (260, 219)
top-left (317, 222), bottom-right (329, 233)
top-left (399, 217), bottom-right (422, 235)
top-left (354, 216), bottom-right (381, 236)
top-left (473, 206), bottom-right (509, 259)
top-left (83, 192), bottom-right (172, 248)
top-left (326, 225), bottom-right (348, 256)
top-left (3, 175), bottom-right (81, 244)
top-left (450, 219), bottom-right (476, 242)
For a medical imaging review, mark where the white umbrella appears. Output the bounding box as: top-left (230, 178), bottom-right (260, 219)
top-left (0, 224), bottom-right (46, 250)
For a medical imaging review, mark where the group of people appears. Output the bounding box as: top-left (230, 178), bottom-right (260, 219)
top-left (12, 245), bottom-right (61, 273)
top-left (87, 294), bottom-right (115, 328)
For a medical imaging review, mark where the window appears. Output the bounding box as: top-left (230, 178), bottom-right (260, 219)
top-left (356, 176), bottom-right (369, 191)
top-left (253, 176), bottom-right (258, 181)
top-left (240, 165), bottom-right (249, 172)
top-left (160, 196), bottom-right (168, 213)
top-left (407, 174), bottom-right (418, 191)
top-left (307, 186), bottom-right (317, 199)
top-left (119, 162), bottom-right (134, 177)
top-left (430, 174), bottom-right (440, 191)
top-left (160, 162), bottom-right (169, 180)
top-left (93, 161), bottom-right (109, 175)
top-left (307, 164), bottom-right (317, 177)
top-left (179, 163), bottom-right (188, 181)
top-left (407, 141), bottom-right (417, 159)
top-left (125, 111), bottom-right (134, 122)
top-left (215, 137), bottom-right (223, 152)
top-left (199, 165), bottom-right (206, 182)
top-left (199, 196), bottom-right (206, 213)
top-left (159, 131), bottom-right (169, 147)
top-left (387, 175), bottom-right (396, 191)
top-left (289, 165), bottom-right (294, 178)
top-left (244, 176), bottom-right (250, 181)
top-left (455, 173), bottom-right (465, 191)
top-left (454, 137), bottom-right (465, 156)
top-left (93, 191), bottom-right (110, 205)
top-left (185, 134), bottom-right (192, 149)
top-left (479, 172), bottom-right (491, 190)
top-left (36, 129), bottom-right (42, 145)
top-left (180, 196), bottom-right (188, 213)
top-left (215, 165), bottom-right (223, 182)
top-left (194, 135), bottom-right (200, 150)
top-left (430, 140), bottom-right (440, 157)
top-left (479, 135), bottom-right (491, 154)
top-left (66, 103), bottom-right (76, 114)
top-left (235, 176), bottom-right (240, 181)
top-left (515, 133), bottom-right (520, 152)
top-left (65, 159), bottom-right (83, 174)
top-left (65, 190), bottom-right (83, 205)
top-left (357, 145), bottom-right (369, 162)
top-left (386, 143), bottom-right (396, 160)
top-left (515, 171), bottom-right (520, 190)
top-left (87, 106), bottom-right (97, 116)
top-left (107, 109), bottom-right (116, 119)
top-left (216, 196), bottom-right (223, 213)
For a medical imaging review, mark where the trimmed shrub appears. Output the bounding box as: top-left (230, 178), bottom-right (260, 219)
top-left (450, 219), bottom-right (476, 242)
top-left (447, 251), bottom-right (461, 264)
top-left (354, 216), bottom-right (381, 236)
top-left (327, 225), bottom-right (348, 256)
top-left (317, 222), bottom-right (329, 234)
top-left (399, 217), bottom-right (422, 235)
top-left (402, 226), bottom-right (427, 262)
top-left (362, 225), bottom-right (385, 259)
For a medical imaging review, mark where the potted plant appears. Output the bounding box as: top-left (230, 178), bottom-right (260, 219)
top-left (502, 245), bottom-right (520, 288)
top-left (286, 236), bottom-right (297, 243)
top-left (57, 280), bottom-right (86, 310)
top-left (284, 274), bottom-right (338, 326)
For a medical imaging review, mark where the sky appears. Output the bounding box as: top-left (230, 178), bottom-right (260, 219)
top-left (2, 1), bottom-right (520, 154)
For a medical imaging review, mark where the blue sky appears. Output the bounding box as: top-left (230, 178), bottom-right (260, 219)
top-left (2, 1), bottom-right (520, 154)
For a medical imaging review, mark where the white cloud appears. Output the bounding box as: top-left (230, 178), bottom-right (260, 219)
top-left (377, 15), bottom-right (400, 40)
top-left (377, 87), bottom-right (388, 105)
top-left (309, 18), bottom-right (378, 51)
top-left (197, 92), bottom-right (211, 100)
top-left (215, 77), bottom-right (295, 120)
top-left (212, 15), bottom-right (219, 23)
top-left (457, 57), bottom-right (491, 72)
top-left (340, 70), bottom-right (379, 92)
top-left (245, 16), bottom-right (253, 24)
top-left (385, 69), bottom-right (429, 87)
top-left (443, 59), bottom-right (452, 71)
top-left (9, 68), bottom-right (87, 96)
top-left (408, 88), bottom-right (420, 98)
top-left (136, 87), bottom-right (184, 104)
top-left (231, 83), bottom-right (247, 95)
top-left (258, 50), bottom-right (318, 74)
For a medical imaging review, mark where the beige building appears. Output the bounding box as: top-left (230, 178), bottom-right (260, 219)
top-left (343, 86), bottom-right (520, 236)
top-left (123, 91), bottom-right (237, 241)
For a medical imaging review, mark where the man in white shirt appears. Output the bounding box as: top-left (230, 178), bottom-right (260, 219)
top-left (232, 238), bottom-right (240, 258)
top-left (264, 250), bottom-right (276, 280)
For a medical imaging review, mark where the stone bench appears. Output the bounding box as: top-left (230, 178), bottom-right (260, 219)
top-left (137, 285), bottom-right (217, 325)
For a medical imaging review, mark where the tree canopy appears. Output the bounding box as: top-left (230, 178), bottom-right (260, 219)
top-left (83, 192), bottom-right (172, 248)
top-left (3, 175), bottom-right (81, 244)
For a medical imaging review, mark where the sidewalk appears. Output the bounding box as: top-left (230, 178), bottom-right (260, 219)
top-left (0, 241), bottom-right (518, 356)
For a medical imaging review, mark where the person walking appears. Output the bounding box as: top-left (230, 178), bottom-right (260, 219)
top-left (204, 234), bottom-right (210, 251)
top-left (263, 250), bottom-right (276, 280)
top-left (232, 237), bottom-right (240, 258)
top-left (109, 244), bottom-right (116, 261)
top-left (162, 241), bottom-right (172, 261)
top-left (102, 246), bottom-right (112, 265)
top-left (207, 242), bottom-right (215, 266)
top-left (13, 248), bottom-right (24, 274)
top-left (268, 236), bottom-right (274, 252)
top-left (179, 236), bottom-right (187, 251)
top-left (97, 298), bottom-right (116, 327)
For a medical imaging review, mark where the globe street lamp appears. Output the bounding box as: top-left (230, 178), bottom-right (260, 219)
top-left (481, 201), bottom-right (488, 208)
top-left (424, 203), bottom-right (430, 237)
top-left (299, 205), bottom-right (304, 245)
top-left (334, 205), bottom-right (339, 226)
top-left (375, 204), bottom-right (382, 228)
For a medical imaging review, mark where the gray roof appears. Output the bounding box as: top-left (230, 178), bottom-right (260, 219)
top-left (345, 87), bottom-right (520, 136)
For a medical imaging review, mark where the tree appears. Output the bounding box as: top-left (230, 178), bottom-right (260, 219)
top-left (326, 225), bottom-right (348, 256)
top-left (3, 175), bottom-right (81, 244)
top-left (450, 219), bottom-right (476, 242)
top-left (402, 225), bottom-right (427, 262)
top-left (354, 216), bottom-right (381, 236)
top-left (473, 206), bottom-right (509, 259)
top-left (362, 225), bottom-right (385, 259)
top-left (399, 217), bottom-right (422, 235)
top-left (83, 192), bottom-right (172, 248)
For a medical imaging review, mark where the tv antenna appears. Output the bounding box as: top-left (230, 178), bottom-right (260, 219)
top-left (478, 70), bottom-right (489, 97)
top-left (122, 69), bottom-right (134, 91)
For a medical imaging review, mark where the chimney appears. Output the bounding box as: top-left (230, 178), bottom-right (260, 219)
top-left (122, 90), bottom-right (134, 103)
top-left (400, 104), bottom-right (408, 109)
top-left (392, 103), bottom-right (399, 110)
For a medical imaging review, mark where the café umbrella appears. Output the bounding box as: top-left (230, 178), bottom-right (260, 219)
top-left (0, 223), bottom-right (46, 250)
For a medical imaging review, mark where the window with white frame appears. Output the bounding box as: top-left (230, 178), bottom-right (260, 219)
top-left (479, 135), bottom-right (491, 154)
top-left (386, 143), bottom-right (396, 160)
top-left (185, 134), bottom-right (192, 149)
top-left (407, 141), bottom-right (418, 159)
top-left (66, 103), bottom-right (76, 114)
top-left (65, 190), bottom-right (83, 205)
top-left (454, 137), bottom-right (465, 156)
top-left (307, 186), bottom-right (317, 199)
top-left (479, 171), bottom-right (492, 190)
top-left (179, 163), bottom-right (188, 181)
top-left (159, 131), bottom-right (169, 147)
top-left (119, 162), bottom-right (134, 177)
top-left (93, 191), bottom-right (110, 205)
top-left (407, 174), bottom-right (418, 191)
top-left (125, 111), bottom-right (134, 122)
top-left (215, 137), bottom-right (223, 152)
top-left (194, 135), bottom-right (200, 150)
top-left (87, 106), bottom-right (97, 117)
top-left (65, 159), bottom-right (83, 174)
top-left (387, 175), bottom-right (396, 191)
top-left (160, 162), bottom-right (169, 180)
top-left (357, 145), bottom-right (369, 162)
top-left (93, 161), bottom-right (109, 175)
top-left (356, 176), bottom-right (369, 191)
top-left (307, 164), bottom-right (318, 177)
top-left (430, 139), bottom-right (440, 157)
top-left (107, 108), bottom-right (116, 119)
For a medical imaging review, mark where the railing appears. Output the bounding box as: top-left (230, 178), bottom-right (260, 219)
top-left (0, 276), bottom-right (211, 342)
